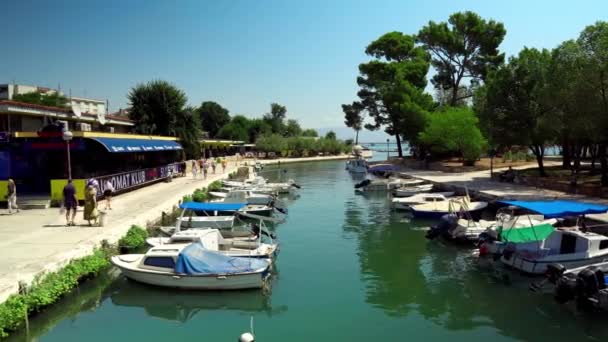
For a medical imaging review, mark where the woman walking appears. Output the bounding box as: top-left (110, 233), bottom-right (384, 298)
top-left (83, 182), bottom-right (99, 226)
top-left (221, 158), bottom-right (227, 173)
top-left (6, 179), bottom-right (19, 214)
top-left (191, 160), bottom-right (198, 179)
top-left (103, 180), bottom-right (114, 210)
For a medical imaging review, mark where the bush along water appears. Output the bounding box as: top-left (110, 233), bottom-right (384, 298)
top-left (0, 246), bottom-right (112, 338)
top-left (117, 225), bottom-right (148, 253)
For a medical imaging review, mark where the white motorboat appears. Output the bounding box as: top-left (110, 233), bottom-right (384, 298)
top-left (209, 192), bottom-right (275, 216)
top-left (392, 184), bottom-right (434, 197)
top-left (354, 178), bottom-right (420, 192)
top-left (391, 192), bottom-right (455, 210)
top-left (145, 229), bottom-right (278, 259)
top-left (111, 243), bottom-right (271, 290)
top-left (499, 229), bottom-right (608, 275)
top-left (410, 196), bottom-right (488, 219)
top-left (346, 158), bottom-right (368, 173)
top-left (447, 215), bottom-right (556, 243)
top-left (476, 200), bottom-right (608, 275)
top-left (210, 190), bottom-right (274, 206)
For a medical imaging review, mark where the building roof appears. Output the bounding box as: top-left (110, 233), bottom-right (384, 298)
top-left (0, 100), bottom-right (134, 126)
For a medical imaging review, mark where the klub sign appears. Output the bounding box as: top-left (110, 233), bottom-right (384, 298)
top-left (96, 163), bottom-right (180, 195)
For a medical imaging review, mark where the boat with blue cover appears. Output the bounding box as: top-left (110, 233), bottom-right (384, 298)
top-left (111, 242), bottom-right (271, 290)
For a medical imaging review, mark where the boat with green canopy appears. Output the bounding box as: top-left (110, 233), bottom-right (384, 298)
top-left (480, 200), bottom-right (608, 275)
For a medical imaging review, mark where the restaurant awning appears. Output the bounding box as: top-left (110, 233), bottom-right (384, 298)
top-left (90, 137), bottom-right (183, 153)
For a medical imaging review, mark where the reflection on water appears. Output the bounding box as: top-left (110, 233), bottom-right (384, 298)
top-left (109, 278), bottom-right (286, 323)
top-left (345, 185), bottom-right (608, 341)
top-left (14, 160), bottom-right (608, 342)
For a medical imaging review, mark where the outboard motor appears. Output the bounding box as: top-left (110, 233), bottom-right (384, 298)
top-left (577, 266), bottom-right (606, 298)
top-left (426, 214), bottom-right (458, 240)
top-left (546, 263), bottom-right (567, 284)
top-left (554, 273), bottom-right (579, 304)
top-left (354, 179), bottom-right (372, 189)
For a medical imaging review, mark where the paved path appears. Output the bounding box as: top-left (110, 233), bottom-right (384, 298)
top-left (0, 155), bottom-right (348, 303)
top-left (0, 163), bottom-right (241, 302)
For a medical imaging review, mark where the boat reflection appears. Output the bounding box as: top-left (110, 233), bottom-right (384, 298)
top-left (343, 196), bottom-right (608, 341)
top-left (110, 278), bottom-right (287, 323)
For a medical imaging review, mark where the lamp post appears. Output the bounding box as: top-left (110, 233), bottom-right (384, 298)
top-left (386, 139), bottom-right (390, 160)
top-left (62, 130), bottom-right (73, 179)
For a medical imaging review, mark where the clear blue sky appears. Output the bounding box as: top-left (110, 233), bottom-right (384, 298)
top-left (2, 0), bottom-right (607, 135)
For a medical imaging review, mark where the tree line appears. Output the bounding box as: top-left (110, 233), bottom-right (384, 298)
top-left (126, 80), bottom-right (331, 158)
top-left (343, 11), bottom-right (608, 180)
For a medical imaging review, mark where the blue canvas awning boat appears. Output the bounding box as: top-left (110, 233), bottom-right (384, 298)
top-left (179, 202), bottom-right (246, 211)
top-left (368, 164), bottom-right (396, 173)
top-left (175, 242), bottom-right (269, 275)
top-left (498, 200), bottom-right (608, 218)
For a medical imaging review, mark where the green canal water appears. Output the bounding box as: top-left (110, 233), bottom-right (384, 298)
top-left (9, 160), bottom-right (608, 341)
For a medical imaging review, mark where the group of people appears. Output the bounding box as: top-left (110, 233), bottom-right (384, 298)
top-left (191, 158), bottom-right (228, 179)
top-left (62, 178), bottom-right (114, 226)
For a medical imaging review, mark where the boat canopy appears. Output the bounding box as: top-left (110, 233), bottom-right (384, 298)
top-left (499, 223), bottom-right (555, 243)
top-left (498, 200), bottom-right (608, 218)
top-left (174, 242), bottom-right (268, 275)
top-left (368, 164), bottom-right (395, 173)
top-left (179, 201), bottom-right (246, 211)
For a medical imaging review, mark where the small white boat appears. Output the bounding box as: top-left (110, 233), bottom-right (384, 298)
top-left (209, 193), bottom-right (274, 216)
top-left (210, 190), bottom-right (274, 206)
top-left (391, 192), bottom-right (455, 210)
top-left (354, 178), bottom-right (420, 192)
top-left (146, 229), bottom-right (278, 259)
top-left (346, 158), bottom-right (368, 173)
top-left (410, 197), bottom-right (488, 219)
top-left (392, 184), bottom-right (434, 197)
top-left (500, 229), bottom-right (608, 275)
top-left (111, 243), bottom-right (271, 290)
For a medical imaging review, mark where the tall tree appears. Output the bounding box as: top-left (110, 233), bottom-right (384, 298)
top-left (263, 102), bottom-right (287, 134)
top-left (128, 80), bottom-right (200, 157)
top-left (342, 102), bottom-right (364, 144)
top-left (477, 48), bottom-right (554, 176)
top-left (302, 128), bottom-right (318, 137)
top-left (352, 31), bottom-right (433, 157)
top-left (325, 131), bottom-right (337, 140)
top-left (196, 101), bottom-right (230, 138)
top-left (577, 21), bottom-right (608, 185)
top-left (217, 115), bottom-right (251, 142)
top-left (284, 119), bottom-right (302, 137)
top-left (418, 11), bottom-right (506, 106)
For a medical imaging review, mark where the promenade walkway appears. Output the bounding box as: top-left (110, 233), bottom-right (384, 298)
top-left (0, 163), bottom-right (238, 302)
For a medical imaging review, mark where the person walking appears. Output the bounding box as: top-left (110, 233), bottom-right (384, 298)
top-left (211, 159), bottom-right (217, 174)
top-left (191, 160), bottom-right (198, 179)
top-left (202, 159), bottom-right (208, 179)
top-left (103, 180), bottom-right (114, 210)
top-left (6, 179), bottom-right (19, 214)
top-left (83, 182), bottom-right (99, 226)
top-left (221, 158), bottom-right (227, 173)
top-left (62, 179), bottom-right (78, 226)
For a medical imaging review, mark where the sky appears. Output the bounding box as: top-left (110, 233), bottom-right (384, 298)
top-left (2, 0), bottom-right (607, 140)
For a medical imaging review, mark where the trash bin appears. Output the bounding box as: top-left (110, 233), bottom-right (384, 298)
top-left (98, 210), bottom-right (107, 227)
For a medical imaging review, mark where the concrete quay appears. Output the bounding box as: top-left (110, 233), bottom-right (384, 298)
top-left (399, 162), bottom-right (608, 222)
top-left (0, 155), bottom-right (347, 304)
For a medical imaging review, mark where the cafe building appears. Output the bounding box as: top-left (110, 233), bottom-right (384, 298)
top-left (0, 100), bottom-right (183, 205)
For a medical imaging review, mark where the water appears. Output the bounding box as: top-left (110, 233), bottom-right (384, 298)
top-left (10, 161), bottom-right (608, 341)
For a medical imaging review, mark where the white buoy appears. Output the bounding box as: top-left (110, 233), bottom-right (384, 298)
top-left (239, 332), bottom-right (255, 342)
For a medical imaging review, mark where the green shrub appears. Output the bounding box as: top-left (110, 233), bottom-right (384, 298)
top-left (182, 194), bottom-right (193, 203)
top-left (118, 225), bottom-right (148, 249)
top-left (192, 188), bottom-right (208, 202)
top-left (0, 249), bottom-right (111, 337)
top-left (207, 181), bottom-right (222, 192)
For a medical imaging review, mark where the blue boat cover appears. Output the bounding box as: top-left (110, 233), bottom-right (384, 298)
top-left (174, 242), bottom-right (268, 275)
top-left (368, 164), bottom-right (395, 172)
top-left (90, 137), bottom-right (182, 153)
top-left (179, 201), bottom-right (246, 211)
top-left (498, 200), bottom-right (608, 218)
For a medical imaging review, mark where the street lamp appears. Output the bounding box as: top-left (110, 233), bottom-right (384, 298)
top-left (386, 138), bottom-right (390, 160)
top-left (62, 130), bottom-right (73, 179)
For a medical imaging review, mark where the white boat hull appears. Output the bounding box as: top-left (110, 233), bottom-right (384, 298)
top-left (112, 256), bottom-right (269, 290)
top-left (501, 253), bottom-right (608, 275)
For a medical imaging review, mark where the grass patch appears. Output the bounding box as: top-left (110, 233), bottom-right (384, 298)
top-left (117, 225), bottom-right (148, 251)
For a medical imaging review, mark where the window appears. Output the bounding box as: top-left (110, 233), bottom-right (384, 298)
top-left (600, 240), bottom-right (608, 250)
top-left (143, 256), bottom-right (175, 268)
